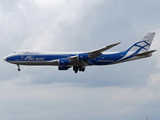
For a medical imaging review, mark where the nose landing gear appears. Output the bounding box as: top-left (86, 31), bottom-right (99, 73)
top-left (17, 65), bottom-right (21, 71)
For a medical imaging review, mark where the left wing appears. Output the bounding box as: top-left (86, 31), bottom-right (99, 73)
top-left (48, 42), bottom-right (121, 65)
top-left (69, 42), bottom-right (121, 60)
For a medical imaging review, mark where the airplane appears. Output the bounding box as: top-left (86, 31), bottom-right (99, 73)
top-left (4, 32), bottom-right (156, 73)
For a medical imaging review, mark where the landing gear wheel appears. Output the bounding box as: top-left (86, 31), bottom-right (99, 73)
top-left (73, 66), bottom-right (85, 73)
top-left (73, 66), bottom-right (79, 73)
top-left (79, 67), bottom-right (82, 71)
top-left (82, 68), bottom-right (85, 72)
top-left (79, 66), bottom-right (85, 72)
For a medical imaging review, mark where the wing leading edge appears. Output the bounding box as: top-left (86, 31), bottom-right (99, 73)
top-left (89, 42), bottom-right (121, 57)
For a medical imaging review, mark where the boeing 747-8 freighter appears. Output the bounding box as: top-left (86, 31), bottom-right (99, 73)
top-left (4, 32), bottom-right (156, 73)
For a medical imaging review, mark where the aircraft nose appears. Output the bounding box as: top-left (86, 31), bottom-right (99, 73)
top-left (3, 57), bottom-right (6, 61)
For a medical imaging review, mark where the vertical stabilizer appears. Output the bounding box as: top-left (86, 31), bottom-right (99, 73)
top-left (127, 32), bottom-right (155, 53)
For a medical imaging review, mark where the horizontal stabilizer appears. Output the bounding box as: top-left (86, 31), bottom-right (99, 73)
top-left (133, 50), bottom-right (156, 57)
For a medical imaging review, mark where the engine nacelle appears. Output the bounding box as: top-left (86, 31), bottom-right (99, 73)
top-left (77, 53), bottom-right (90, 61)
top-left (58, 66), bottom-right (70, 70)
top-left (59, 59), bottom-right (70, 65)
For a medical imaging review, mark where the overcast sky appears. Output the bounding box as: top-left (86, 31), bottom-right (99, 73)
top-left (1, 0), bottom-right (160, 120)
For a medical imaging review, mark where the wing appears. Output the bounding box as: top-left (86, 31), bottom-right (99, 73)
top-left (89, 42), bottom-right (121, 58)
top-left (68, 42), bottom-right (121, 60)
top-left (48, 42), bottom-right (121, 65)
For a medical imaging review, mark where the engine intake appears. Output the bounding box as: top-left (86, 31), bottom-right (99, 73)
top-left (77, 53), bottom-right (89, 61)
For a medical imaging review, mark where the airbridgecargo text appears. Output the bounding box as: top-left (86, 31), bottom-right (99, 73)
top-left (25, 56), bottom-right (45, 61)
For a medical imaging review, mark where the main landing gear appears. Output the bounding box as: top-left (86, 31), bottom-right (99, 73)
top-left (73, 66), bottom-right (85, 73)
top-left (17, 64), bottom-right (21, 71)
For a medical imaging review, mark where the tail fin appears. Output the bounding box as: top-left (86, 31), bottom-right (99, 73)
top-left (127, 32), bottom-right (155, 53)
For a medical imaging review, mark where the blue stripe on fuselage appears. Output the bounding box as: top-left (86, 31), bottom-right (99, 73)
top-left (6, 54), bottom-right (77, 62)
top-left (89, 51), bottom-right (127, 65)
top-left (6, 51), bottom-right (128, 65)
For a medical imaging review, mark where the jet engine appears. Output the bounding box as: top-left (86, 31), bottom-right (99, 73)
top-left (77, 53), bottom-right (90, 61)
top-left (59, 59), bottom-right (70, 65)
top-left (58, 66), bottom-right (70, 70)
